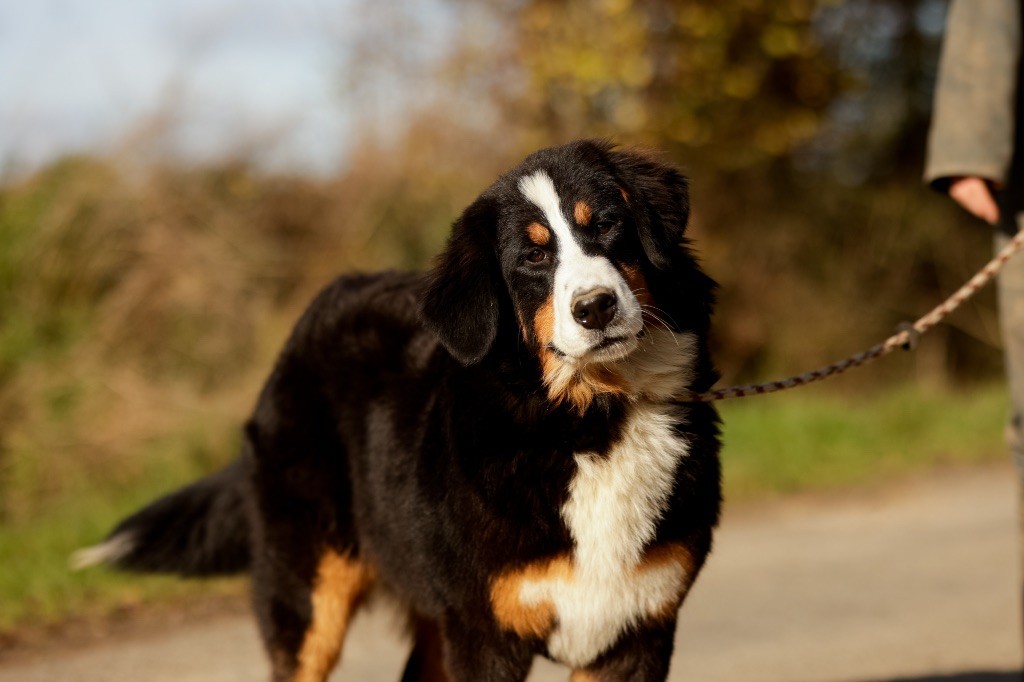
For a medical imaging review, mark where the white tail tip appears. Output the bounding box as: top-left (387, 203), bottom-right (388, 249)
top-left (69, 533), bottom-right (134, 571)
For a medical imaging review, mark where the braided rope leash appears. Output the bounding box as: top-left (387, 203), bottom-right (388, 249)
top-left (685, 229), bottom-right (1024, 403)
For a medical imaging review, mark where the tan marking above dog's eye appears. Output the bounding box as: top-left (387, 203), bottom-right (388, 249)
top-left (526, 221), bottom-right (551, 246)
top-left (574, 201), bottom-right (592, 226)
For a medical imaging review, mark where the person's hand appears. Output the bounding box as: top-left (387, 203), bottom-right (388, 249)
top-left (949, 176), bottom-right (1000, 224)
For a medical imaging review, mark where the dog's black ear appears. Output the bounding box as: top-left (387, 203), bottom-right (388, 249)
top-left (420, 196), bottom-right (502, 365)
top-left (604, 146), bottom-right (690, 270)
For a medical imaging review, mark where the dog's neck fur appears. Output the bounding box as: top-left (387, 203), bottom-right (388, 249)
top-left (543, 328), bottom-right (697, 406)
top-left (477, 325), bottom-right (698, 423)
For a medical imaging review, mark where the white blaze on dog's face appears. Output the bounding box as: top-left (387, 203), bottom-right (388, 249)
top-left (518, 171), bottom-right (644, 361)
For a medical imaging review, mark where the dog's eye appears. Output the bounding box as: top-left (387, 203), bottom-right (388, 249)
top-left (526, 248), bottom-right (548, 264)
top-left (596, 220), bottom-right (616, 236)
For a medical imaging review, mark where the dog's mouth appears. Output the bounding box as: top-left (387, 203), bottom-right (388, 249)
top-left (594, 335), bottom-right (631, 351)
top-left (549, 333), bottom-right (640, 364)
top-left (590, 334), bottom-right (639, 360)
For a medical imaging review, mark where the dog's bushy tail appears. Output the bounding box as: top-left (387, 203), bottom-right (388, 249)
top-left (71, 459), bottom-right (250, 577)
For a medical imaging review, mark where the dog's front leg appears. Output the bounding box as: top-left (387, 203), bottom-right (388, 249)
top-left (439, 614), bottom-right (534, 682)
top-left (570, 621), bottom-right (677, 682)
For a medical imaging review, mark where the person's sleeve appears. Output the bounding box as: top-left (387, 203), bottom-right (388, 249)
top-left (924, 0), bottom-right (1021, 192)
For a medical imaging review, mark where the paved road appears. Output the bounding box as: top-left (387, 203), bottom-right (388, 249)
top-left (1, 466), bottom-right (1021, 681)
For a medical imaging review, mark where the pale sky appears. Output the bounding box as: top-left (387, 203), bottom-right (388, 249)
top-left (0, 0), bottom-right (417, 175)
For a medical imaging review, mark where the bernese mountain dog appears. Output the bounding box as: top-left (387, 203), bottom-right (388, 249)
top-left (74, 139), bottom-right (721, 681)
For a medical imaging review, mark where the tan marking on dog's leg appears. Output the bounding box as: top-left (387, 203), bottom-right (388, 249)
top-left (490, 577), bottom-right (555, 639)
top-left (574, 201), bottom-right (592, 226)
top-left (527, 221), bottom-right (552, 246)
top-left (639, 543), bottom-right (698, 622)
top-left (570, 670), bottom-right (602, 682)
top-left (292, 550), bottom-right (374, 682)
top-left (490, 555), bottom-right (573, 639)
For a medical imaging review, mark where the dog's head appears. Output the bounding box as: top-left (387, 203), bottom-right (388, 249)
top-left (421, 140), bottom-right (714, 411)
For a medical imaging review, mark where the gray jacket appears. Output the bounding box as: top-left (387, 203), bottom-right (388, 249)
top-left (925, 0), bottom-right (1024, 233)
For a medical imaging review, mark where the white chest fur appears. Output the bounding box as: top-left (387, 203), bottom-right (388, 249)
top-left (518, 402), bottom-right (692, 668)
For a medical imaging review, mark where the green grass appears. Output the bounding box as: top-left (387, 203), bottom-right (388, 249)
top-left (0, 384), bottom-right (1010, 633)
top-left (0, 434), bottom-right (243, 632)
top-left (719, 383), bottom-right (1009, 500)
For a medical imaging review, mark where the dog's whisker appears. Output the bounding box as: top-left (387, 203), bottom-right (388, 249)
top-left (638, 307), bottom-right (681, 347)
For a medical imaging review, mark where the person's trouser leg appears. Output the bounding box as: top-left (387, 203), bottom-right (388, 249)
top-left (995, 225), bottom-right (1024, 662)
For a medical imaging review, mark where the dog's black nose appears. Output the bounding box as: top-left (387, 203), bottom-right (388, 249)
top-left (572, 289), bottom-right (618, 331)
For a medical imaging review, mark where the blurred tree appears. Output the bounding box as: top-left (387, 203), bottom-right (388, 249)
top-left (433, 0), bottom-right (946, 182)
top-left (502, 0), bottom-right (842, 173)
